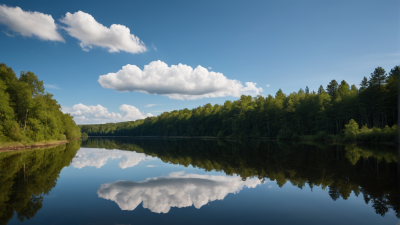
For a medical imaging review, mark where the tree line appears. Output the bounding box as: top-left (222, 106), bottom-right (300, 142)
top-left (80, 65), bottom-right (399, 141)
top-left (0, 63), bottom-right (81, 144)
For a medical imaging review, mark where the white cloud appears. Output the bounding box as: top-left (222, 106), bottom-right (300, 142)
top-left (145, 165), bottom-right (157, 167)
top-left (60, 11), bottom-right (146, 54)
top-left (44, 84), bottom-right (60, 89)
top-left (266, 84), bottom-right (270, 87)
top-left (63, 103), bottom-right (153, 124)
top-left (72, 148), bottom-right (153, 169)
top-left (208, 67), bottom-right (212, 70)
top-left (98, 60), bottom-right (263, 100)
top-left (144, 104), bottom-right (157, 107)
top-left (152, 43), bottom-right (157, 51)
top-left (97, 171), bottom-right (262, 213)
top-left (0, 5), bottom-right (64, 42)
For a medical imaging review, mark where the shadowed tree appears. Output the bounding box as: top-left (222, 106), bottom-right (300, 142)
top-left (326, 80), bottom-right (339, 100)
top-left (318, 85), bottom-right (325, 94)
top-left (360, 76), bottom-right (368, 92)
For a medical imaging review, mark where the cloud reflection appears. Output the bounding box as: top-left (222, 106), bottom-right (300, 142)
top-left (72, 148), bottom-right (153, 169)
top-left (97, 171), bottom-right (262, 213)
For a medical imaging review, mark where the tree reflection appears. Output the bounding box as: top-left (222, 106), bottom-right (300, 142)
top-left (16, 196), bottom-right (43, 222)
top-left (0, 140), bottom-right (81, 224)
top-left (82, 137), bottom-right (399, 218)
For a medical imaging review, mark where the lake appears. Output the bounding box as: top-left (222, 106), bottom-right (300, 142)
top-left (1, 137), bottom-right (399, 224)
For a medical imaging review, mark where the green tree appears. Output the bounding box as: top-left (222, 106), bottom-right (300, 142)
top-left (344, 119), bottom-right (359, 140)
top-left (0, 80), bottom-right (19, 141)
top-left (19, 71), bottom-right (44, 97)
top-left (318, 85), bottom-right (325, 94)
top-left (326, 80), bottom-right (339, 100)
top-left (359, 76), bottom-right (368, 92)
top-left (0, 63), bottom-right (81, 143)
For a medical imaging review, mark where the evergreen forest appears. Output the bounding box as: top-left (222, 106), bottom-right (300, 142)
top-left (0, 63), bottom-right (81, 144)
top-left (80, 66), bottom-right (399, 142)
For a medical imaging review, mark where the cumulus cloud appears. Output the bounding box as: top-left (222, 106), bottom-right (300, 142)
top-left (97, 171), bottom-right (262, 213)
top-left (63, 103), bottom-right (153, 124)
top-left (72, 148), bottom-right (153, 169)
top-left (60, 11), bottom-right (146, 54)
top-left (98, 61), bottom-right (263, 100)
top-left (0, 5), bottom-right (64, 41)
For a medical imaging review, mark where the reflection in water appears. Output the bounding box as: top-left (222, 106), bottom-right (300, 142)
top-left (0, 140), bottom-right (81, 225)
top-left (72, 148), bottom-right (153, 169)
top-left (82, 138), bottom-right (400, 218)
top-left (97, 171), bottom-right (261, 213)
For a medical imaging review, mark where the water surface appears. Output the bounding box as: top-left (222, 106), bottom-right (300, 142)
top-left (1, 138), bottom-right (399, 224)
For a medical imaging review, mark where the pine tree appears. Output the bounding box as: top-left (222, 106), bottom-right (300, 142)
top-left (359, 76), bottom-right (368, 92)
top-left (318, 85), bottom-right (325, 94)
top-left (326, 80), bottom-right (338, 100)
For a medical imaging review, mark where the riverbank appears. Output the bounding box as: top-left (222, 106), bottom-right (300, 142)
top-left (0, 140), bottom-right (72, 151)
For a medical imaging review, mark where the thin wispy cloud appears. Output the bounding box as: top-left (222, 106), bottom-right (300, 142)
top-left (266, 84), bottom-right (270, 87)
top-left (145, 104), bottom-right (158, 107)
top-left (3, 31), bottom-right (14, 37)
top-left (208, 67), bottom-right (212, 70)
top-left (44, 84), bottom-right (61, 89)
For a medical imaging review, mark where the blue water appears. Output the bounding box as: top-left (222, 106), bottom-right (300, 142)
top-left (2, 138), bottom-right (399, 225)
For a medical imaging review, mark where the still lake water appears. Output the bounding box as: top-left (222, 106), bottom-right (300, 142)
top-left (1, 137), bottom-right (399, 225)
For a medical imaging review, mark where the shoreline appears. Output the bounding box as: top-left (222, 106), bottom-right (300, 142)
top-left (0, 140), bottom-right (71, 152)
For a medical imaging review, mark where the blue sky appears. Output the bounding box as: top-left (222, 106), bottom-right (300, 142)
top-left (0, 0), bottom-right (399, 124)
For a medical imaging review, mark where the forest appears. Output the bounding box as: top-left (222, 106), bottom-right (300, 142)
top-left (0, 63), bottom-right (81, 145)
top-left (81, 137), bottom-right (400, 217)
top-left (80, 65), bottom-right (399, 142)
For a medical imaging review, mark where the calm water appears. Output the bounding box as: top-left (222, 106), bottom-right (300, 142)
top-left (1, 137), bottom-right (399, 225)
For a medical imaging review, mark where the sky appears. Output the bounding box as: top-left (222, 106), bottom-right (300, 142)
top-left (0, 0), bottom-right (399, 124)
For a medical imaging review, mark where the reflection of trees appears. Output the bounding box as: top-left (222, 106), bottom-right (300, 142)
top-left (0, 140), bottom-right (81, 225)
top-left (15, 196), bottom-right (43, 222)
top-left (82, 138), bottom-right (399, 218)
